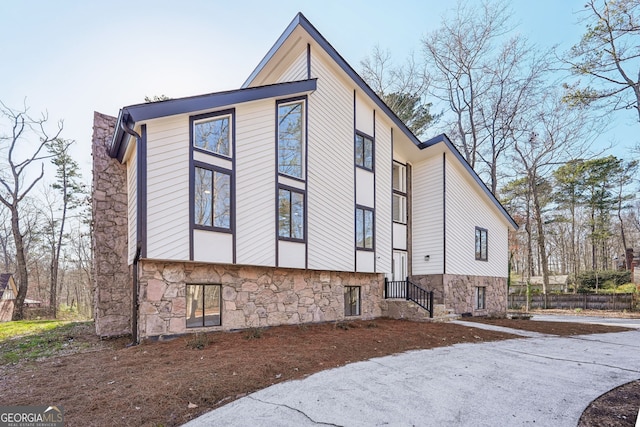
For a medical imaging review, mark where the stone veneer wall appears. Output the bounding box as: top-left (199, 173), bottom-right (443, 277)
top-left (92, 112), bottom-right (132, 337)
top-left (411, 274), bottom-right (507, 316)
top-left (138, 261), bottom-right (384, 338)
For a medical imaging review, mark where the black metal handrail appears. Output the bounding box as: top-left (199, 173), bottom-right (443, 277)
top-left (384, 277), bottom-right (434, 318)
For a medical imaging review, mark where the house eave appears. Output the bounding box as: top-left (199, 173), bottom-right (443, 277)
top-left (108, 78), bottom-right (317, 162)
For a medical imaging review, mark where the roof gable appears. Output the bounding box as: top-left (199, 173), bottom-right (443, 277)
top-left (242, 12), bottom-right (422, 148)
top-left (0, 273), bottom-right (17, 299)
top-left (420, 134), bottom-right (518, 230)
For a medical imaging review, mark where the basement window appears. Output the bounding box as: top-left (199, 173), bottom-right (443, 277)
top-left (344, 286), bottom-right (361, 316)
top-left (476, 287), bottom-right (486, 310)
top-left (186, 284), bottom-right (221, 328)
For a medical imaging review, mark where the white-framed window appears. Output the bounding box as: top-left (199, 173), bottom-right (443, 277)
top-left (277, 100), bottom-right (304, 179)
top-left (278, 187), bottom-right (305, 241)
top-left (392, 162), bottom-right (406, 192)
top-left (476, 286), bottom-right (486, 310)
top-left (194, 114), bottom-right (232, 157)
top-left (475, 227), bottom-right (488, 261)
top-left (186, 284), bottom-right (221, 328)
top-left (393, 162), bottom-right (407, 224)
top-left (194, 166), bottom-right (231, 231)
top-left (356, 206), bottom-right (374, 249)
top-left (355, 133), bottom-right (373, 170)
top-left (393, 194), bottom-right (407, 224)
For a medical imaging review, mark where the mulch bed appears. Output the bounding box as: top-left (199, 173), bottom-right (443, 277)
top-left (0, 317), bottom-right (635, 426)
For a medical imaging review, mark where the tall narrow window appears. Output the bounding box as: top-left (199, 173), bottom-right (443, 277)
top-left (194, 115), bottom-right (231, 157)
top-left (355, 133), bottom-right (373, 170)
top-left (356, 207), bottom-right (374, 249)
top-left (393, 162), bottom-right (407, 224)
top-left (475, 227), bottom-right (488, 261)
top-left (392, 162), bottom-right (406, 192)
top-left (278, 188), bottom-right (304, 240)
top-left (278, 101), bottom-right (304, 178)
top-left (186, 284), bottom-right (221, 328)
top-left (194, 166), bottom-right (231, 230)
top-left (393, 194), bottom-right (407, 224)
top-left (344, 286), bottom-right (361, 316)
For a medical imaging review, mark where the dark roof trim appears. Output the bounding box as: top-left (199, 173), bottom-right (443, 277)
top-left (242, 12), bottom-right (422, 147)
top-left (420, 133), bottom-right (518, 230)
top-left (109, 78), bottom-right (317, 161)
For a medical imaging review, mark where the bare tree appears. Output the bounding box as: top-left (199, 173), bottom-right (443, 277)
top-left (0, 101), bottom-right (62, 320)
top-left (360, 46), bottom-right (438, 139)
top-left (563, 0), bottom-right (640, 122)
top-left (423, 0), bottom-right (548, 195)
top-left (512, 91), bottom-right (597, 295)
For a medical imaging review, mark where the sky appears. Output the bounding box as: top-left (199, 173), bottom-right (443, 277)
top-left (1, 0), bottom-right (638, 185)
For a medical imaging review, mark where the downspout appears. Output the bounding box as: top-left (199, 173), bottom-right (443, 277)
top-left (131, 247), bottom-right (141, 346)
top-left (121, 119), bottom-right (142, 346)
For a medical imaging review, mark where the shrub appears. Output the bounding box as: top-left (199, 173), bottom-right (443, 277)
top-left (186, 332), bottom-right (211, 350)
top-left (575, 270), bottom-right (631, 292)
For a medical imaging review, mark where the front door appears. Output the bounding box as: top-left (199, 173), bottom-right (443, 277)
top-left (392, 251), bottom-right (407, 282)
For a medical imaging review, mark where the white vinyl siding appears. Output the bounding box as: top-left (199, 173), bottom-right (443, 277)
top-left (279, 241), bottom-right (306, 268)
top-left (235, 100), bottom-right (276, 267)
top-left (193, 230), bottom-right (233, 264)
top-left (306, 52), bottom-right (354, 272)
top-left (355, 168), bottom-right (374, 208)
top-left (375, 119), bottom-right (393, 274)
top-left (393, 223), bottom-right (407, 250)
top-left (193, 150), bottom-right (232, 170)
top-left (355, 94), bottom-right (374, 137)
top-left (445, 156), bottom-right (509, 277)
top-left (145, 116), bottom-right (191, 260)
top-left (412, 155), bottom-right (444, 275)
top-left (356, 250), bottom-right (375, 273)
top-left (277, 49), bottom-right (308, 83)
top-left (126, 140), bottom-right (137, 265)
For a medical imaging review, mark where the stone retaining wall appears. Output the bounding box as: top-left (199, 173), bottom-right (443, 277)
top-left (92, 112), bottom-right (132, 337)
top-left (411, 274), bottom-right (507, 316)
top-left (138, 261), bottom-right (384, 338)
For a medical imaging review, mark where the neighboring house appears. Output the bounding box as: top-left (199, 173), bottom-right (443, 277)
top-left (92, 13), bottom-right (517, 340)
top-left (0, 273), bottom-right (18, 322)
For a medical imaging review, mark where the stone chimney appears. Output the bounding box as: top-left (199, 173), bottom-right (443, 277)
top-left (92, 112), bottom-right (131, 337)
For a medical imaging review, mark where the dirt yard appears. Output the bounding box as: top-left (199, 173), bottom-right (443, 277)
top-left (0, 316), bottom-right (635, 426)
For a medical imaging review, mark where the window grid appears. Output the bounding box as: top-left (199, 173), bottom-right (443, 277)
top-left (393, 162), bottom-right (407, 224)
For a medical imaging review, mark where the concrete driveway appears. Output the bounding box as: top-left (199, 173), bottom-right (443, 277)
top-left (184, 317), bottom-right (640, 427)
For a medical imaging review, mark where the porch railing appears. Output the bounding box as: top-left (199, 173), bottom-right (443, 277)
top-left (384, 277), bottom-right (434, 318)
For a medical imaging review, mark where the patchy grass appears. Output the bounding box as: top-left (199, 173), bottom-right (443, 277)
top-left (0, 321), bottom-right (95, 364)
top-left (0, 320), bottom-right (68, 341)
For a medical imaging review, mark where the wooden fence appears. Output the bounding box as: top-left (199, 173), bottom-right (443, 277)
top-left (508, 293), bottom-right (637, 311)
